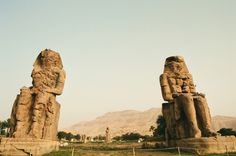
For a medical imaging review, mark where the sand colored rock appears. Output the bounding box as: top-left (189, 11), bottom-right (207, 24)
top-left (0, 138), bottom-right (59, 156)
top-left (10, 49), bottom-right (65, 140)
top-left (174, 136), bottom-right (236, 154)
top-left (160, 56), bottom-right (216, 140)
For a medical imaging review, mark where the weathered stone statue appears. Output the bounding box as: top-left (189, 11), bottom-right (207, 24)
top-left (10, 49), bottom-right (65, 140)
top-left (81, 134), bottom-right (87, 143)
top-left (160, 56), bottom-right (216, 140)
top-left (159, 56), bottom-right (236, 154)
top-left (105, 127), bottom-right (111, 143)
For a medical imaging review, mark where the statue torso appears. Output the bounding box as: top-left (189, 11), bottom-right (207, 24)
top-left (167, 73), bottom-right (195, 94)
top-left (32, 69), bottom-right (58, 91)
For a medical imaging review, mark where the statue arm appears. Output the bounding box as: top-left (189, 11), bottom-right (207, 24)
top-left (160, 74), bottom-right (173, 101)
top-left (46, 69), bottom-right (66, 95)
top-left (187, 74), bottom-right (197, 94)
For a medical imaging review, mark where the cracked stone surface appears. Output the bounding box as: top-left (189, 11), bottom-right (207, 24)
top-left (10, 49), bottom-right (65, 141)
top-left (0, 49), bottom-right (65, 155)
top-left (0, 138), bottom-right (59, 156)
top-left (160, 56), bottom-right (216, 140)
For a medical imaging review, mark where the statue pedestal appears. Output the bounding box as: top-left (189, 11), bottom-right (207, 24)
top-left (169, 136), bottom-right (236, 155)
top-left (0, 138), bottom-right (59, 156)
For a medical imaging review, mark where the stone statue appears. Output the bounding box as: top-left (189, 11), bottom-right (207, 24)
top-left (81, 134), bottom-right (87, 143)
top-left (105, 127), bottom-right (111, 143)
top-left (10, 49), bottom-right (66, 140)
top-left (160, 56), bottom-right (216, 140)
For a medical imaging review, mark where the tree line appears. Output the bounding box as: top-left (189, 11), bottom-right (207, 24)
top-left (1, 117), bottom-right (235, 140)
top-left (0, 119), bottom-right (10, 136)
top-left (57, 131), bottom-right (81, 141)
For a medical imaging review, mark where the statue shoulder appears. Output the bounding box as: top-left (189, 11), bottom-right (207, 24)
top-left (160, 73), bottom-right (169, 79)
top-left (186, 73), bottom-right (193, 79)
top-left (31, 68), bottom-right (42, 77)
top-left (160, 73), bottom-right (169, 86)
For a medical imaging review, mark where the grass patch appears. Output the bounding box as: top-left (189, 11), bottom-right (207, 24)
top-left (43, 149), bottom-right (71, 156)
top-left (43, 142), bottom-right (236, 156)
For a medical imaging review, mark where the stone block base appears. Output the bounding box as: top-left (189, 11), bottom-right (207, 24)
top-left (0, 138), bottom-right (59, 156)
top-left (168, 136), bottom-right (236, 155)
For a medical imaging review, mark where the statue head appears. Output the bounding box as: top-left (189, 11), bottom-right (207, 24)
top-left (33, 49), bottom-right (63, 71)
top-left (163, 56), bottom-right (189, 75)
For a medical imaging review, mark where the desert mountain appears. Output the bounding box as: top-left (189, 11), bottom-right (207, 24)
top-left (212, 115), bottom-right (236, 131)
top-left (65, 108), bottom-right (236, 137)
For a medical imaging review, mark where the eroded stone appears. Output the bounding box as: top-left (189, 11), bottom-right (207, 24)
top-left (160, 56), bottom-right (216, 140)
top-left (10, 49), bottom-right (65, 140)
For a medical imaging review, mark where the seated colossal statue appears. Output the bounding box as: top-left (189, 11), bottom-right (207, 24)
top-left (10, 49), bottom-right (65, 140)
top-left (160, 56), bottom-right (217, 140)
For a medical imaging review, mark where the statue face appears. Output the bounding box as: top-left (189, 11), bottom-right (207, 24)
top-left (43, 57), bottom-right (54, 68)
top-left (41, 52), bottom-right (58, 68)
top-left (164, 56), bottom-right (189, 75)
top-left (169, 62), bottom-right (183, 74)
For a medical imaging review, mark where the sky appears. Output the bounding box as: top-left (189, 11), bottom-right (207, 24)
top-left (0, 0), bottom-right (236, 128)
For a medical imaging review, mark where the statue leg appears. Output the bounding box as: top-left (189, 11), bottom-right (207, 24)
top-left (30, 93), bottom-right (48, 138)
top-left (42, 95), bottom-right (57, 140)
top-left (176, 94), bottom-right (201, 138)
top-left (12, 87), bottom-right (32, 138)
top-left (194, 96), bottom-right (217, 137)
top-left (30, 103), bottom-right (45, 138)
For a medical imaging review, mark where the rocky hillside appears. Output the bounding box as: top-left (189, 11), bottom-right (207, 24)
top-left (64, 108), bottom-right (236, 137)
top-left (212, 115), bottom-right (236, 131)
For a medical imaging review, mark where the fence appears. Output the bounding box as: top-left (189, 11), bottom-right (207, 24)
top-left (68, 146), bottom-right (236, 156)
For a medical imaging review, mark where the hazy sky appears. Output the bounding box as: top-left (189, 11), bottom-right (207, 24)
top-left (0, 0), bottom-right (236, 128)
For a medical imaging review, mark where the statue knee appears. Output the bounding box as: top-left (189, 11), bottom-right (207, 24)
top-left (177, 94), bottom-right (194, 107)
top-left (34, 103), bottom-right (45, 110)
top-left (194, 96), bottom-right (208, 108)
